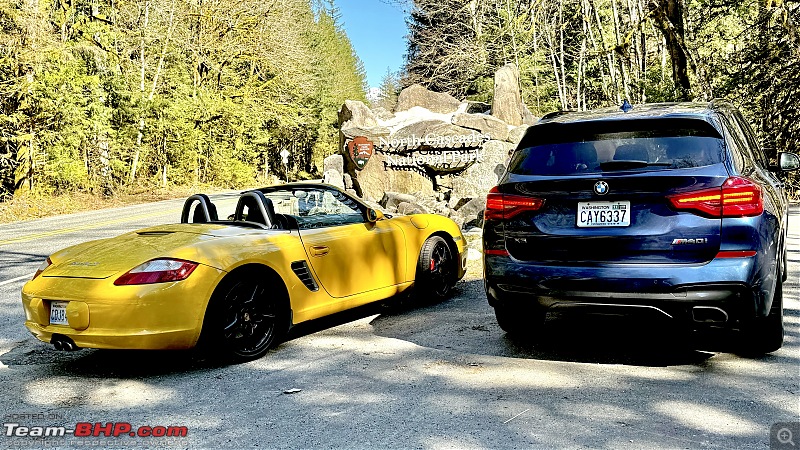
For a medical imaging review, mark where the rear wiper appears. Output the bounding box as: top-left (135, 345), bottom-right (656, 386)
top-left (599, 160), bottom-right (672, 171)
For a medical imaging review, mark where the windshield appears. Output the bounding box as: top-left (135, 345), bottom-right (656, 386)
top-left (262, 188), bottom-right (365, 229)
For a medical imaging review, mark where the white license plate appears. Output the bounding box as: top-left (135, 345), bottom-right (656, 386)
top-left (577, 201), bottom-right (631, 227)
top-left (49, 301), bottom-right (68, 325)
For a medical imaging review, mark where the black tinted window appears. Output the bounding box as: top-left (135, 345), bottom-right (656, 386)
top-left (510, 120), bottom-right (725, 176)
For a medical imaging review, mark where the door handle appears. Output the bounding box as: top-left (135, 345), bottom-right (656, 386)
top-left (309, 245), bottom-right (329, 257)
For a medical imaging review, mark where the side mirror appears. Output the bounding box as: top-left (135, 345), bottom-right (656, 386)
top-left (366, 208), bottom-right (384, 223)
top-left (778, 152), bottom-right (800, 172)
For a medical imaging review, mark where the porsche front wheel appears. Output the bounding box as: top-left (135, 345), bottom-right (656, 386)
top-left (416, 236), bottom-right (456, 300)
top-left (201, 272), bottom-right (286, 361)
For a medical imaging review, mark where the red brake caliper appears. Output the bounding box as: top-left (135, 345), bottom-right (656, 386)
top-left (430, 258), bottom-right (436, 271)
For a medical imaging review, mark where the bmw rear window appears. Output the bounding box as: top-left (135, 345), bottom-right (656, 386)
top-left (509, 119), bottom-right (725, 176)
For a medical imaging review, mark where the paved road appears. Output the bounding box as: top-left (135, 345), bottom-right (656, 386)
top-left (0, 199), bottom-right (797, 449)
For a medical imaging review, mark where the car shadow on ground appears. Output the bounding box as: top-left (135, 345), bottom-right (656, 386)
top-left (370, 279), bottom-right (762, 367)
top-left (1, 338), bottom-right (230, 377)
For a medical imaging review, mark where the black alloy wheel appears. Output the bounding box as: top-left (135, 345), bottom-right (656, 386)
top-left (200, 273), bottom-right (285, 362)
top-left (417, 236), bottom-right (456, 299)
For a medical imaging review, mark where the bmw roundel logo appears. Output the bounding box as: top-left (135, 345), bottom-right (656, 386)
top-left (594, 181), bottom-right (609, 195)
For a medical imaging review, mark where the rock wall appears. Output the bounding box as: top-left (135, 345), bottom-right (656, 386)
top-left (336, 63), bottom-right (537, 229)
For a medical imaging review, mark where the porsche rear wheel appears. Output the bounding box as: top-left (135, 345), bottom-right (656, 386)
top-left (201, 271), bottom-right (286, 362)
top-left (416, 236), bottom-right (456, 300)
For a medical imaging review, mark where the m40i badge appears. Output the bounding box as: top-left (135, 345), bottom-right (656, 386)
top-left (672, 238), bottom-right (708, 245)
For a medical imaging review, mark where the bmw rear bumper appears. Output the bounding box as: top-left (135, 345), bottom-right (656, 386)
top-left (484, 254), bottom-right (774, 328)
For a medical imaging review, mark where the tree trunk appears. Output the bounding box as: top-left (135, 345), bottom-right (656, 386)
top-left (648, 0), bottom-right (691, 100)
top-left (130, 1), bottom-right (150, 183)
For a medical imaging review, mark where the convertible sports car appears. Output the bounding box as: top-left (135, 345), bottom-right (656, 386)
top-left (21, 183), bottom-right (467, 360)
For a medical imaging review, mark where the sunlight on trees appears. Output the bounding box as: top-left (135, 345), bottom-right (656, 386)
top-left (0, 0), bottom-right (366, 199)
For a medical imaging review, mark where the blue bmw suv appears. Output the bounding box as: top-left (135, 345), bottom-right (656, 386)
top-left (483, 101), bottom-right (799, 354)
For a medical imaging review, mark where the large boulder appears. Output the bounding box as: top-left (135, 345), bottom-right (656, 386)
top-left (492, 64), bottom-right (524, 126)
top-left (395, 84), bottom-right (461, 115)
top-left (507, 125), bottom-right (530, 145)
top-left (380, 191), bottom-right (418, 210)
top-left (339, 100), bottom-right (390, 153)
top-left (339, 100), bottom-right (378, 128)
top-left (322, 169), bottom-right (344, 189)
top-left (323, 154), bottom-right (344, 176)
top-left (453, 197), bottom-right (487, 228)
top-left (522, 103), bottom-right (537, 125)
top-left (349, 151), bottom-right (435, 202)
top-left (450, 140), bottom-right (514, 198)
top-left (396, 201), bottom-right (428, 215)
top-left (340, 124), bottom-right (391, 144)
top-left (452, 113), bottom-right (509, 142)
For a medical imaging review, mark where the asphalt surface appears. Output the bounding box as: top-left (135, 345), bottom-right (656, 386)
top-left (0, 198), bottom-right (797, 449)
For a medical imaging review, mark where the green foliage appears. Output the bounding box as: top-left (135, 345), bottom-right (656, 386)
top-left (0, 0), bottom-right (366, 199)
top-left (405, 0), bottom-right (800, 157)
top-left (375, 68), bottom-right (401, 111)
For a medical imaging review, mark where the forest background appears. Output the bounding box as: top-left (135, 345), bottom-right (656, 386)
top-left (0, 0), bottom-right (798, 209)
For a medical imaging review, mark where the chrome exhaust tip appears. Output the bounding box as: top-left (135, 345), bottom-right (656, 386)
top-left (692, 306), bottom-right (729, 323)
top-left (51, 334), bottom-right (79, 351)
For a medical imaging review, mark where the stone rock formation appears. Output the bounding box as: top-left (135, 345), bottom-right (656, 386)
top-left (492, 63), bottom-right (524, 126)
top-left (323, 154), bottom-right (344, 175)
top-left (395, 84), bottom-right (461, 114)
top-left (335, 64), bottom-right (538, 229)
top-left (338, 100), bottom-right (378, 128)
top-left (449, 140), bottom-right (514, 199)
top-left (451, 113), bottom-right (509, 142)
top-left (508, 125), bottom-right (530, 145)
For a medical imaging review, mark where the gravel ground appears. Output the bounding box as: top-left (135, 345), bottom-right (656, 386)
top-left (0, 201), bottom-right (797, 449)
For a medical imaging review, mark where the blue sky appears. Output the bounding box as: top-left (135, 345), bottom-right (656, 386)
top-left (335, 0), bottom-right (409, 88)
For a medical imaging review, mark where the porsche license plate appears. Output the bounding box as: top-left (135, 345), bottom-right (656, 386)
top-left (49, 301), bottom-right (68, 325)
top-left (577, 201), bottom-right (630, 227)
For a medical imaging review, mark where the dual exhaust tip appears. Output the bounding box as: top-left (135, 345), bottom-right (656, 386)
top-left (51, 334), bottom-right (79, 351)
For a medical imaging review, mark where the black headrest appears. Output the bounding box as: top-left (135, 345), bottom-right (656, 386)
top-left (181, 194), bottom-right (219, 223)
top-left (234, 191), bottom-right (277, 228)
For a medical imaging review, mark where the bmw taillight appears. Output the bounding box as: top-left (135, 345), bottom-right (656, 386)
top-left (485, 186), bottom-right (545, 220)
top-left (667, 177), bottom-right (763, 218)
top-left (114, 259), bottom-right (198, 286)
top-left (32, 257), bottom-right (52, 280)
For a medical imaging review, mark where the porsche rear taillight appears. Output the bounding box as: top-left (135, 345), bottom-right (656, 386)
top-left (485, 186), bottom-right (545, 220)
top-left (114, 258), bottom-right (198, 286)
top-left (32, 257), bottom-right (52, 280)
top-left (667, 177), bottom-right (763, 218)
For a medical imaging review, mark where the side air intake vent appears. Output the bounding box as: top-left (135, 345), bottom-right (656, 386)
top-left (291, 261), bottom-right (319, 292)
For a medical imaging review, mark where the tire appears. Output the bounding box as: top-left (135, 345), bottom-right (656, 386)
top-left (200, 272), bottom-right (287, 362)
top-left (741, 265), bottom-right (784, 355)
top-left (416, 236), bottom-right (457, 300)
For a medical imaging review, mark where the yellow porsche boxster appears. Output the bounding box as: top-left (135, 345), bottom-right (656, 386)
top-left (21, 183), bottom-right (467, 360)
